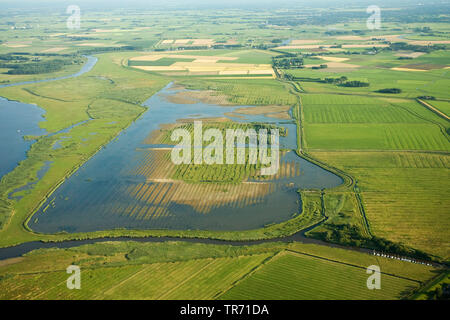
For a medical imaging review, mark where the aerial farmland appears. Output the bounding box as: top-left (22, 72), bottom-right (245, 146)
top-left (0, 0), bottom-right (448, 308)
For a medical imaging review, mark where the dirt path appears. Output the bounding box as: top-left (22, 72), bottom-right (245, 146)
top-left (417, 99), bottom-right (450, 121)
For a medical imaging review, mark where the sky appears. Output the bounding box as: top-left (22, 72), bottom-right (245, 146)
top-left (1, 0), bottom-right (444, 11)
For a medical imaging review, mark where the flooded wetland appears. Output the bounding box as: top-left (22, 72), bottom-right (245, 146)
top-left (27, 84), bottom-right (342, 233)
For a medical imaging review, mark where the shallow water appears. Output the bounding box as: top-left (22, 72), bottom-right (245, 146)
top-left (0, 56), bottom-right (97, 181)
top-left (30, 84), bottom-right (342, 233)
top-left (0, 97), bottom-right (47, 179)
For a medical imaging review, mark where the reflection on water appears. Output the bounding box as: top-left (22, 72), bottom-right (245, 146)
top-left (30, 84), bottom-right (342, 233)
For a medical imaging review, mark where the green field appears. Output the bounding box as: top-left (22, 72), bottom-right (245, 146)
top-left (220, 251), bottom-right (419, 300)
top-left (0, 241), bottom-right (439, 300)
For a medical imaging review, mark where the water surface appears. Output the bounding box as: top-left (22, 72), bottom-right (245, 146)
top-left (0, 57), bottom-right (97, 181)
top-left (30, 84), bottom-right (342, 233)
top-left (0, 97), bottom-right (47, 179)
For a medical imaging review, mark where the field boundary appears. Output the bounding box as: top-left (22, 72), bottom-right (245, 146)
top-left (417, 99), bottom-right (450, 121)
top-left (285, 249), bottom-right (422, 283)
top-left (214, 251), bottom-right (281, 299)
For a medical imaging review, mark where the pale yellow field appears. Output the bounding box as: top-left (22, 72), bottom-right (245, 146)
top-left (391, 67), bottom-right (428, 72)
top-left (174, 39), bottom-right (191, 44)
top-left (3, 41), bottom-right (31, 48)
top-left (41, 47), bottom-right (68, 53)
top-left (129, 54), bottom-right (275, 76)
top-left (316, 56), bottom-right (350, 62)
top-left (192, 39), bottom-right (215, 45)
top-left (3, 44), bottom-right (29, 48)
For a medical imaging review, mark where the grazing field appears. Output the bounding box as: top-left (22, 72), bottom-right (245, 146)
top-left (220, 251), bottom-right (420, 300)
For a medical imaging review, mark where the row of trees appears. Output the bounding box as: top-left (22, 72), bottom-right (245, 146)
top-left (272, 55), bottom-right (304, 69)
top-left (1, 59), bottom-right (72, 74)
top-left (281, 75), bottom-right (370, 88)
top-left (311, 223), bottom-right (434, 261)
top-left (388, 42), bottom-right (446, 53)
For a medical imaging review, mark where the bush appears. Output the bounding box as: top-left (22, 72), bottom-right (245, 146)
top-left (339, 80), bottom-right (370, 87)
top-left (376, 88), bottom-right (402, 94)
top-left (418, 96), bottom-right (436, 100)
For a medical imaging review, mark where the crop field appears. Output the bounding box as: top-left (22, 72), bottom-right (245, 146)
top-left (286, 51), bottom-right (450, 99)
top-left (128, 52), bottom-right (275, 77)
top-left (309, 151), bottom-right (450, 259)
top-left (220, 251), bottom-right (420, 300)
top-left (424, 100), bottom-right (450, 118)
top-left (304, 123), bottom-right (449, 150)
top-left (0, 241), bottom-right (439, 300)
top-left (0, 255), bottom-right (271, 300)
top-left (301, 94), bottom-right (450, 151)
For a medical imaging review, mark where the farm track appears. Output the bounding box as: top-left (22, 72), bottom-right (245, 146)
top-left (284, 249), bottom-right (422, 283)
top-left (417, 99), bottom-right (450, 121)
top-left (281, 76), bottom-right (373, 237)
